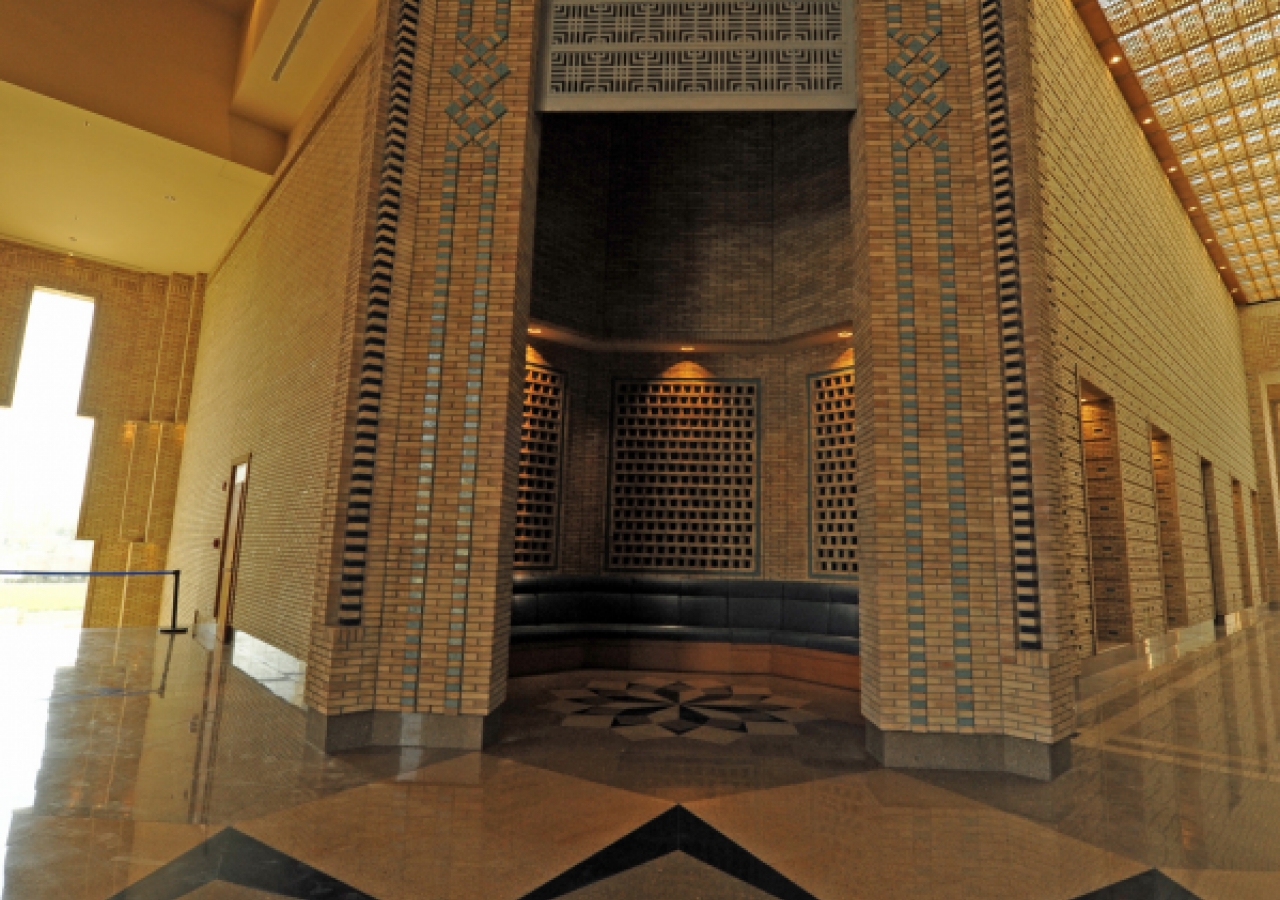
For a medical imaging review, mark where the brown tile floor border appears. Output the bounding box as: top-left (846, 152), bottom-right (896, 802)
top-left (1163, 867), bottom-right (1280, 900)
top-left (2, 818), bottom-right (217, 900)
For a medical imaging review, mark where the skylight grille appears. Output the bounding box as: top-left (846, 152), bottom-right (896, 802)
top-left (1098, 0), bottom-right (1280, 300)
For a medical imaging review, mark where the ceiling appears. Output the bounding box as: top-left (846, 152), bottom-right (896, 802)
top-left (0, 81), bottom-right (271, 274)
top-left (1096, 0), bottom-right (1280, 303)
top-left (0, 0), bottom-right (373, 275)
top-left (234, 0), bottom-right (377, 135)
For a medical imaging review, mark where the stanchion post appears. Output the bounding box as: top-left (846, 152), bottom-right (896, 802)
top-left (159, 569), bottom-right (188, 634)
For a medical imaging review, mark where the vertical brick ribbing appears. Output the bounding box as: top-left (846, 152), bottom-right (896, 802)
top-left (339, 0), bottom-right (421, 625)
top-left (981, 0), bottom-right (1042, 649)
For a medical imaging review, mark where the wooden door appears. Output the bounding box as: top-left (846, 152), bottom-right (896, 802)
top-left (214, 462), bottom-right (249, 643)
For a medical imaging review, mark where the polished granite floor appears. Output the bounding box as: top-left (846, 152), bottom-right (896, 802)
top-left (4, 615), bottom-right (1280, 899)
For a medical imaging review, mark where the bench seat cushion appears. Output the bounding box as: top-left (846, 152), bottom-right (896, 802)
top-left (508, 575), bottom-right (859, 656)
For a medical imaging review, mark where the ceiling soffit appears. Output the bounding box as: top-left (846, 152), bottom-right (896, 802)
top-left (1081, 0), bottom-right (1279, 303)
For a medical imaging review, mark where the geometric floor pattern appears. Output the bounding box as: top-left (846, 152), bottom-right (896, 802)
top-left (103, 828), bottom-right (373, 899)
top-left (517, 806), bottom-right (818, 899)
top-left (10, 616), bottom-right (1280, 900)
top-left (101, 815), bottom-right (1203, 900)
top-left (1070, 870), bottom-right (1200, 899)
top-left (544, 678), bottom-right (823, 743)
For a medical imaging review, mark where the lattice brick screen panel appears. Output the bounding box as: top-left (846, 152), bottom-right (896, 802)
top-left (539, 1), bottom-right (856, 112)
top-left (810, 368), bottom-right (856, 576)
top-left (609, 379), bottom-right (758, 571)
top-left (515, 365), bottom-right (566, 569)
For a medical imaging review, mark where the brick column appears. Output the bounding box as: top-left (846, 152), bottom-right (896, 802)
top-left (306, 0), bottom-right (539, 750)
top-left (854, 0), bottom-right (1076, 778)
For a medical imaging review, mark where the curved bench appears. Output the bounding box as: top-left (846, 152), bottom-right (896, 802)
top-left (510, 575), bottom-right (860, 689)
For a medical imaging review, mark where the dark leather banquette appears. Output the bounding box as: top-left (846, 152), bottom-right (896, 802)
top-left (511, 575), bottom-right (859, 656)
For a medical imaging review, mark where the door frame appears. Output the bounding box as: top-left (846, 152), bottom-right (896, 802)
top-left (213, 454), bottom-right (252, 643)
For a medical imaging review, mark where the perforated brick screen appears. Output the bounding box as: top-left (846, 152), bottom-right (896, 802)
top-left (810, 367), bottom-right (856, 576)
top-left (609, 379), bottom-right (758, 571)
top-left (515, 365), bottom-right (565, 569)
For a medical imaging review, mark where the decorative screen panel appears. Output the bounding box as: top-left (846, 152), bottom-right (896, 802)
top-left (539, 1), bottom-right (856, 112)
top-left (810, 368), bottom-right (855, 576)
top-left (515, 365), bottom-right (565, 569)
top-left (609, 379), bottom-right (758, 571)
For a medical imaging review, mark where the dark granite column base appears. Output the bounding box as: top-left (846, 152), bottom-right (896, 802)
top-left (865, 723), bottom-right (1071, 781)
top-left (306, 708), bottom-right (501, 753)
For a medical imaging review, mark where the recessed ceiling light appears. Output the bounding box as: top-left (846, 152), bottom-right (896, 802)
top-left (1219, 265), bottom-right (1227, 270)
top-left (1110, 55), bottom-right (1122, 64)
top-left (1142, 117), bottom-right (1154, 124)
top-left (527, 327), bottom-right (542, 334)
top-left (1206, 238), bottom-right (1214, 243)
top-left (838, 331), bottom-right (852, 338)
top-left (1189, 205), bottom-right (1198, 211)
top-left (680, 346), bottom-right (695, 351)
top-left (1168, 166), bottom-right (1178, 172)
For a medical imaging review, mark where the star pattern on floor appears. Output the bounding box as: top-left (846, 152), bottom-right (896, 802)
top-left (542, 678), bottom-right (823, 743)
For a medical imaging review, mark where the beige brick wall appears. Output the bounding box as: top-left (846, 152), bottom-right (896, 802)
top-left (167, 50), bottom-right (378, 660)
top-left (1028, 0), bottom-right (1260, 649)
top-left (0, 241), bottom-right (202, 626)
top-left (1237, 302), bottom-right (1280, 606)
top-left (530, 113), bottom-right (854, 343)
top-left (526, 341), bottom-right (856, 582)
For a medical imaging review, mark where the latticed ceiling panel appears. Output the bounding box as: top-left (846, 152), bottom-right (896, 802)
top-left (1098, 0), bottom-right (1280, 300)
top-left (537, 0), bottom-right (856, 112)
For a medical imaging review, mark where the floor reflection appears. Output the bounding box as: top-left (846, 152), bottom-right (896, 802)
top-left (2, 615), bottom-right (1280, 899)
top-left (0, 626), bottom-right (79, 896)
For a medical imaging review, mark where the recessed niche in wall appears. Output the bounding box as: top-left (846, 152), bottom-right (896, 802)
top-left (1149, 427), bottom-right (1187, 626)
top-left (608, 379), bottom-right (758, 572)
top-left (809, 366), bottom-right (855, 577)
top-left (515, 365), bottom-right (565, 569)
top-left (1080, 386), bottom-right (1131, 647)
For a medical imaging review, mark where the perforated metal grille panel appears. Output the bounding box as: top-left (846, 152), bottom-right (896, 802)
top-left (516, 365), bottom-right (565, 569)
top-left (810, 368), bottom-right (856, 576)
top-left (609, 379), bottom-right (758, 571)
top-left (539, 1), bottom-right (856, 112)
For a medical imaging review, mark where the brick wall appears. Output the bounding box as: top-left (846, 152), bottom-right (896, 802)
top-left (531, 112), bottom-right (854, 342)
top-left (1237, 302), bottom-right (1280, 606)
top-left (167, 50), bottom-right (378, 660)
top-left (1028, 0), bottom-right (1260, 649)
top-left (0, 240), bottom-right (202, 626)
top-left (525, 341), bottom-right (855, 583)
